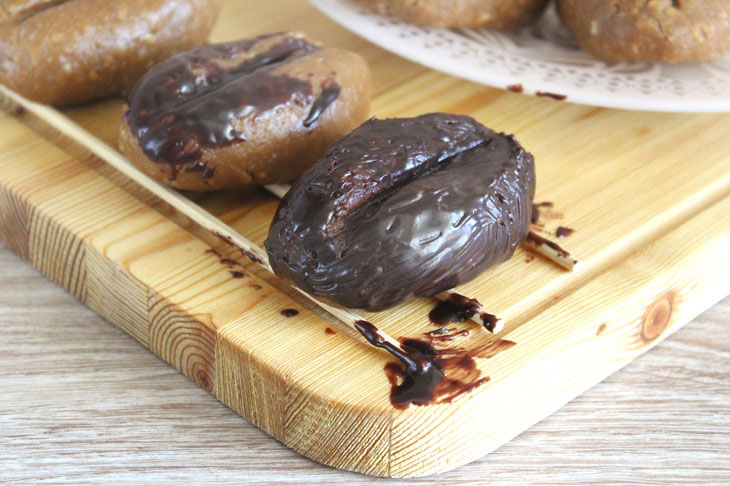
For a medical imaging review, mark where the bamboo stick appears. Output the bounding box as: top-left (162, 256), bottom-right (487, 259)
top-left (264, 184), bottom-right (582, 331)
top-left (3, 83), bottom-right (580, 339)
top-left (524, 231), bottom-right (583, 271)
top-left (0, 85), bottom-right (413, 359)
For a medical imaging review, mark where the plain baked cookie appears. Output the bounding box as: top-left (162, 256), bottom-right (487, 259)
top-left (119, 33), bottom-right (371, 191)
top-left (0, 0), bottom-right (222, 105)
top-left (558, 0), bottom-right (730, 63)
top-left (357, 0), bottom-right (550, 30)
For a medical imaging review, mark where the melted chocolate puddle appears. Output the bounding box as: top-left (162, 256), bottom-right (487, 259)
top-left (429, 293), bottom-right (480, 324)
top-left (430, 293), bottom-right (501, 332)
top-left (355, 320), bottom-right (515, 409)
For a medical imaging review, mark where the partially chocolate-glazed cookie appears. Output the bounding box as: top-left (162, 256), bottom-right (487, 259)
top-left (357, 0), bottom-right (550, 30)
top-left (119, 32), bottom-right (371, 190)
top-left (265, 113), bottom-right (535, 311)
top-left (558, 0), bottom-right (730, 63)
top-left (0, 0), bottom-right (222, 105)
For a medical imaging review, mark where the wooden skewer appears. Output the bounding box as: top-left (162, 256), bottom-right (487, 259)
top-left (264, 185), bottom-right (582, 331)
top-left (523, 231), bottom-right (582, 271)
top-left (0, 85), bottom-right (414, 358)
top-left (3, 83), bottom-right (579, 338)
top-left (264, 183), bottom-right (289, 199)
top-left (432, 291), bottom-right (505, 334)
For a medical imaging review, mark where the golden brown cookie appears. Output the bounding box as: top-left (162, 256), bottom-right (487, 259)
top-left (558, 0), bottom-right (730, 63)
top-left (0, 0), bottom-right (222, 105)
top-left (357, 0), bottom-right (550, 30)
top-left (119, 33), bottom-right (372, 191)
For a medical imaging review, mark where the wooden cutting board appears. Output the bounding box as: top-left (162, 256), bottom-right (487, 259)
top-left (1, 0), bottom-right (730, 478)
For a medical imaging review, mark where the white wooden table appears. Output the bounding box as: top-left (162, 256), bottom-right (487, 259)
top-left (1, 244), bottom-right (728, 485)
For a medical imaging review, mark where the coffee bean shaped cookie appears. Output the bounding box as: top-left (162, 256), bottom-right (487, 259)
top-left (558, 0), bottom-right (730, 63)
top-left (119, 32), bottom-right (371, 190)
top-left (265, 113), bottom-right (535, 311)
top-left (0, 0), bottom-right (222, 105)
top-left (357, 0), bottom-right (550, 30)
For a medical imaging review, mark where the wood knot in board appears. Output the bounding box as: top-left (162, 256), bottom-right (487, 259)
top-left (196, 368), bottom-right (213, 393)
top-left (640, 292), bottom-right (675, 343)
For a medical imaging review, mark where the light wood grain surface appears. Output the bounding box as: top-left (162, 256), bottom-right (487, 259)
top-left (3, 100), bottom-right (729, 477)
top-left (2, 0), bottom-right (730, 479)
top-left (1, 244), bottom-right (728, 485)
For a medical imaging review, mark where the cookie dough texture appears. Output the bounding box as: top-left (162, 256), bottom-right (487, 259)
top-left (357, 0), bottom-right (550, 30)
top-left (558, 0), bottom-right (730, 63)
top-left (0, 0), bottom-right (222, 105)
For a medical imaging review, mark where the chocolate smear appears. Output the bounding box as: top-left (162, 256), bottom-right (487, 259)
top-left (355, 320), bottom-right (515, 409)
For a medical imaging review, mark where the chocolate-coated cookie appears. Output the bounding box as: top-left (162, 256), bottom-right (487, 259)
top-left (119, 32), bottom-right (371, 190)
top-left (265, 113), bottom-right (535, 311)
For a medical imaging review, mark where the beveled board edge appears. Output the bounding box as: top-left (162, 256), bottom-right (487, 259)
top-left (1, 103), bottom-right (730, 477)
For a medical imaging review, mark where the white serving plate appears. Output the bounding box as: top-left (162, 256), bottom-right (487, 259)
top-left (310, 0), bottom-right (730, 113)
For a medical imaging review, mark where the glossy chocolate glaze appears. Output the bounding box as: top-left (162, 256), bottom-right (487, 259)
top-left (428, 329), bottom-right (470, 342)
top-left (385, 337), bottom-right (516, 409)
top-left (429, 292), bottom-right (480, 325)
top-left (303, 80), bottom-right (341, 127)
top-left (266, 113), bottom-right (536, 311)
top-left (355, 320), bottom-right (515, 408)
top-left (480, 312), bottom-right (501, 333)
top-left (280, 308), bottom-right (299, 317)
top-left (355, 321), bottom-right (430, 372)
top-left (556, 226), bottom-right (575, 238)
top-left (126, 34), bottom-right (321, 167)
top-left (426, 327), bottom-right (454, 337)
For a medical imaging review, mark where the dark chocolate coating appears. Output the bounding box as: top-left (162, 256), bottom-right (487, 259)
top-left (126, 34), bottom-right (317, 164)
top-left (265, 113), bottom-right (535, 311)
